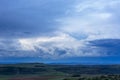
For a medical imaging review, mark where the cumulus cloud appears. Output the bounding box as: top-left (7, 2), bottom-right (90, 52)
top-left (0, 32), bottom-right (107, 58)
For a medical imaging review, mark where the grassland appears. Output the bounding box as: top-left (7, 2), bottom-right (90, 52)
top-left (0, 63), bottom-right (120, 80)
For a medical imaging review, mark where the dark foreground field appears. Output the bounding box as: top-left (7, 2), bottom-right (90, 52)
top-left (0, 63), bottom-right (120, 80)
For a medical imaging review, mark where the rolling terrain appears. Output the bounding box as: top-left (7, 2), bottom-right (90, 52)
top-left (0, 63), bottom-right (120, 80)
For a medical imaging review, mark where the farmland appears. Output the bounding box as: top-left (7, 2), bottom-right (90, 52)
top-left (0, 63), bottom-right (120, 80)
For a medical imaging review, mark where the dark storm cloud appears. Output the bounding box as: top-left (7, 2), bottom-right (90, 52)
top-left (89, 39), bottom-right (120, 56)
top-left (0, 0), bottom-right (73, 38)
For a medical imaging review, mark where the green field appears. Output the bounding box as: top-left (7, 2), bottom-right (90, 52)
top-left (0, 63), bottom-right (120, 80)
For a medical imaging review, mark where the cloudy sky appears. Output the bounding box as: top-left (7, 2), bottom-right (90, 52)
top-left (0, 0), bottom-right (120, 64)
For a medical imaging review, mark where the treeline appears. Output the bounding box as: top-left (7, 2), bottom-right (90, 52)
top-left (63, 75), bottom-right (120, 80)
top-left (0, 66), bottom-right (47, 75)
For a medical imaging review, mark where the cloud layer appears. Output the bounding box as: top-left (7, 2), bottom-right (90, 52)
top-left (58, 0), bottom-right (120, 40)
top-left (0, 0), bottom-right (120, 59)
top-left (0, 0), bottom-right (74, 38)
top-left (0, 33), bottom-right (119, 58)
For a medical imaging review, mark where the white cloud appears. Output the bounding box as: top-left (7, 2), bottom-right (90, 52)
top-left (18, 33), bottom-right (86, 56)
top-left (0, 32), bottom-right (107, 58)
top-left (75, 0), bottom-right (120, 12)
top-left (57, 0), bottom-right (120, 40)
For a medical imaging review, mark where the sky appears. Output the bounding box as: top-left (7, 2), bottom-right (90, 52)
top-left (0, 0), bottom-right (120, 64)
